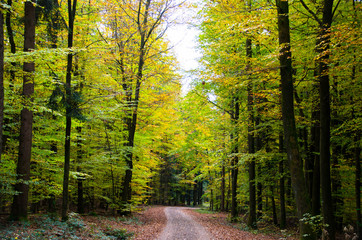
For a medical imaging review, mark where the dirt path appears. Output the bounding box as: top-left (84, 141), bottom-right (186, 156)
top-left (157, 207), bottom-right (213, 240)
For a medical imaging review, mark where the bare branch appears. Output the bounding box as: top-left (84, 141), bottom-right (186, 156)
top-left (299, 0), bottom-right (322, 26)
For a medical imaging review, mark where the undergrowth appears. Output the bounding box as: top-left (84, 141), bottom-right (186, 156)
top-left (0, 213), bottom-right (134, 240)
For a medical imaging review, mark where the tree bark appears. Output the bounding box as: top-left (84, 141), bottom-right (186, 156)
top-left (0, 7), bottom-right (4, 161)
top-left (279, 134), bottom-right (286, 229)
top-left (275, 0), bottom-right (313, 238)
top-left (230, 95), bottom-right (239, 220)
top-left (355, 134), bottom-right (361, 238)
top-left (318, 0), bottom-right (335, 237)
top-left (271, 186), bottom-right (278, 226)
top-left (246, 37), bottom-right (257, 229)
top-left (10, 1), bottom-right (36, 221)
top-left (62, 0), bottom-right (77, 221)
top-left (221, 164), bottom-right (225, 211)
top-left (311, 99), bottom-right (321, 216)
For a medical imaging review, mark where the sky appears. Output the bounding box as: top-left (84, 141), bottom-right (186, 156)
top-left (165, 0), bottom-right (202, 95)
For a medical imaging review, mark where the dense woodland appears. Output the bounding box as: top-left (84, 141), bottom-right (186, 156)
top-left (0, 0), bottom-right (360, 239)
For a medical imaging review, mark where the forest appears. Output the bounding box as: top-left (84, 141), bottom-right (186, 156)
top-left (0, 0), bottom-right (360, 239)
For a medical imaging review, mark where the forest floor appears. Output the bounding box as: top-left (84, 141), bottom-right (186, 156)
top-left (0, 206), bottom-right (298, 239)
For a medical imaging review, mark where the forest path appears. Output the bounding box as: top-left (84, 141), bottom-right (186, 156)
top-left (157, 207), bottom-right (213, 240)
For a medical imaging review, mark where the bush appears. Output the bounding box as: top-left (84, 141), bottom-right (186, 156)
top-left (104, 228), bottom-right (134, 240)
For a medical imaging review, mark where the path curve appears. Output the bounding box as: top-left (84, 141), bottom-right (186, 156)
top-left (157, 207), bottom-right (213, 240)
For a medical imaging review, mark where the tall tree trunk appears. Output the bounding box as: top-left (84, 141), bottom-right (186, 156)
top-left (355, 134), bottom-right (361, 238)
top-left (77, 126), bottom-right (84, 214)
top-left (318, 0), bottom-right (335, 238)
top-left (121, 0), bottom-right (151, 208)
top-left (62, 0), bottom-right (77, 221)
top-left (279, 134), bottom-right (286, 229)
top-left (0, 6), bottom-right (4, 161)
top-left (230, 95), bottom-right (239, 220)
top-left (257, 165), bottom-right (263, 218)
top-left (5, 0), bottom-right (16, 85)
top-left (275, 0), bottom-right (313, 238)
top-left (255, 119), bottom-right (262, 219)
top-left (352, 0), bottom-right (360, 235)
top-left (246, 37), bottom-right (256, 228)
top-left (2, 0), bottom-right (16, 152)
top-left (10, 1), bottom-right (36, 221)
top-left (193, 181), bottom-right (197, 206)
top-left (221, 164), bottom-right (225, 211)
top-left (271, 186), bottom-right (278, 226)
top-left (311, 98), bottom-right (321, 216)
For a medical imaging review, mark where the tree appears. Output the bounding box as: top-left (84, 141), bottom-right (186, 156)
top-left (10, 0), bottom-right (36, 220)
top-left (0, 2), bottom-right (5, 161)
top-left (61, 0), bottom-right (77, 221)
top-left (103, 0), bottom-right (176, 209)
top-left (318, 0), bottom-right (335, 237)
top-left (275, 0), bottom-right (313, 238)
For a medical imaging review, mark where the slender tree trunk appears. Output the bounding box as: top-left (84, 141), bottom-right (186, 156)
top-left (311, 100), bottom-right (321, 216)
top-left (5, 0), bottom-right (16, 83)
top-left (193, 181), bottom-right (197, 206)
top-left (271, 186), bottom-right (278, 225)
top-left (352, 1), bottom-right (360, 234)
top-left (77, 126), bottom-right (84, 214)
top-left (255, 120), bottom-right (262, 219)
top-left (62, 0), bottom-right (77, 221)
top-left (198, 180), bottom-right (203, 205)
top-left (276, 0), bottom-right (313, 238)
top-left (318, 0), bottom-right (335, 237)
top-left (226, 169), bottom-right (231, 211)
top-left (10, 1), bottom-right (35, 221)
top-left (279, 134), bottom-right (286, 229)
top-left (257, 166), bottom-right (263, 218)
top-left (355, 134), bottom-right (361, 238)
top-left (121, 0), bottom-right (151, 208)
top-left (230, 95), bottom-right (239, 220)
top-left (0, 7), bottom-right (4, 161)
top-left (246, 36), bottom-right (257, 228)
top-left (221, 164), bottom-right (225, 211)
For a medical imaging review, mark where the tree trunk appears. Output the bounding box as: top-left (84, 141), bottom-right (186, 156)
top-left (121, 0), bottom-right (151, 208)
top-left (271, 186), bottom-right (278, 226)
top-left (355, 134), bottom-right (361, 238)
top-left (221, 164), bottom-right (225, 211)
top-left (276, 0), bottom-right (313, 238)
top-left (318, 0), bottom-right (335, 237)
top-left (77, 126), bottom-right (84, 214)
top-left (193, 181), bottom-right (197, 206)
top-left (279, 134), bottom-right (286, 229)
top-left (62, 0), bottom-right (77, 221)
top-left (0, 7), bottom-right (4, 161)
top-left (230, 95), bottom-right (239, 220)
top-left (311, 101), bottom-right (321, 216)
top-left (10, 1), bottom-right (36, 221)
top-left (246, 36), bottom-right (257, 229)
top-left (257, 166), bottom-right (263, 218)
top-left (352, 0), bottom-right (360, 235)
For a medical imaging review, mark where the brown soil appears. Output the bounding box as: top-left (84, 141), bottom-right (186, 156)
top-left (81, 206), bottom-right (167, 240)
top-left (183, 208), bottom-right (297, 240)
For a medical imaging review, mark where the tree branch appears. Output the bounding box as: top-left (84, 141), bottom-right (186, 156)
top-left (299, 0), bottom-right (322, 26)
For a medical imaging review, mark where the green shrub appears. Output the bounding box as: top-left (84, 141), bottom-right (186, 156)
top-left (104, 228), bottom-right (134, 240)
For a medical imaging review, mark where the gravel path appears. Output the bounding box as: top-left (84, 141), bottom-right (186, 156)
top-left (157, 207), bottom-right (213, 240)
